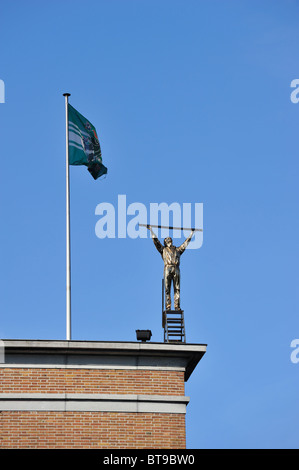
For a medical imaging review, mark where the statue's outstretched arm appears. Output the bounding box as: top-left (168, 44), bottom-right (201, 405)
top-left (178, 230), bottom-right (195, 254)
top-left (147, 225), bottom-right (164, 255)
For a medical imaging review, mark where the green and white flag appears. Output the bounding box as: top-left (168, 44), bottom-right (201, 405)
top-left (68, 104), bottom-right (107, 180)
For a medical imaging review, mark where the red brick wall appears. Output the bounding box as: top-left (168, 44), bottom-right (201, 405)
top-left (0, 411), bottom-right (186, 449)
top-left (0, 368), bottom-right (186, 449)
top-left (0, 368), bottom-right (185, 395)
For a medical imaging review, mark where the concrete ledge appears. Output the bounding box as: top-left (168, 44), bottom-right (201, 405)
top-left (0, 363), bottom-right (186, 372)
top-left (0, 393), bottom-right (190, 414)
top-left (1, 340), bottom-right (207, 381)
top-left (2, 340), bottom-right (207, 353)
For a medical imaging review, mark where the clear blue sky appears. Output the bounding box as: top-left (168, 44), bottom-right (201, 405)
top-left (1, 0), bottom-right (299, 449)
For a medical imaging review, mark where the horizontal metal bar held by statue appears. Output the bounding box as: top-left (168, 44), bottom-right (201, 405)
top-left (139, 224), bottom-right (203, 232)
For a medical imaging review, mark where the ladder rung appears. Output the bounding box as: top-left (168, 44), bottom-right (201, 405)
top-left (167, 314), bottom-right (183, 318)
top-left (167, 326), bottom-right (183, 330)
top-left (164, 313), bottom-right (183, 316)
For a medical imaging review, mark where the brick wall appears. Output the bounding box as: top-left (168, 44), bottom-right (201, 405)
top-left (0, 411), bottom-right (186, 449)
top-left (0, 340), bottom-right (206, 449)
top-left (0, 368), bottom-right (185, 396)
top-left (0, 368), bottom-right (186, 449)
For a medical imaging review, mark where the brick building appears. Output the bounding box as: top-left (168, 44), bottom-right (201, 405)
top-left (0, 340), bottom-right (206, 449)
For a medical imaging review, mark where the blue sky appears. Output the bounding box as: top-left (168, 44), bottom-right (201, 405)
top-left (1, 0), bottom-right (299, 449)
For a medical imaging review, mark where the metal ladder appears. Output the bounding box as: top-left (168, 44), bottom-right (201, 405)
top-left (162, 278), bottom-right (186, 343)
top-left (163, 309), bottom-right (186, 343)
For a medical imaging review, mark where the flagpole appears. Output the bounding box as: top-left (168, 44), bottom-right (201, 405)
top-left (63, 92), bottom-right (71, 341)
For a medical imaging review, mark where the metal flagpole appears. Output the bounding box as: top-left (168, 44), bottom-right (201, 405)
top-left (63, 93), bottom-right (71, 341)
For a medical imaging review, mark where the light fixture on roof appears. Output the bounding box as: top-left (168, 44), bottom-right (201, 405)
top-left (136, 330), bottom-right (152, 342)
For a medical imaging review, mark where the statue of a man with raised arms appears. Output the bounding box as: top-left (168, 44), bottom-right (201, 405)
top-left (147, 226), bottom-right (195, 311)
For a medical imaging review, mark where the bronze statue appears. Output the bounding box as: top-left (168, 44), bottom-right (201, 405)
top-left (147, 225), bottom-right (195, 311)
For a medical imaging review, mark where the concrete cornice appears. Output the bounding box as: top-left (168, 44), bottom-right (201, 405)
top-left (1, 339), bottom-right (207, 381)
top-left (0, 392), bottom-right (190, 414)
top-left (2, 339), bottom-right (207, 353)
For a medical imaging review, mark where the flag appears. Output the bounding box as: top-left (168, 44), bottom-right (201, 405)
top-left (68, 103), bottom-right (107, 180)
